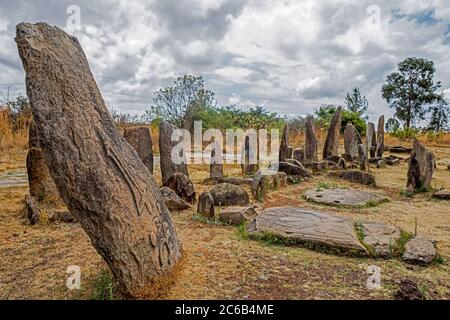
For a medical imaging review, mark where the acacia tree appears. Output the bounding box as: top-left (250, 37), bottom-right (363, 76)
top-left (149, 75), bottom-right (216, 130)
top-left (428, 93), bottom-right (449, 132)
top-left (381, 57), bottom-right (441, 129)
top-left (344, 87), bottom-right (368, 119)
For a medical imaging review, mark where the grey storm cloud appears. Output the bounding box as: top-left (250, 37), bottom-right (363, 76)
top-left (0, 0), bottom-right (449, 121)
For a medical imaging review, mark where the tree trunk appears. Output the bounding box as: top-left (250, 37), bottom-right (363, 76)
top-left (16, 22), bottom-right (182, 297)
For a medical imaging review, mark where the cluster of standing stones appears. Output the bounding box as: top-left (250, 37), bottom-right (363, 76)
top-left (17, 23), bottom-right (444, 296)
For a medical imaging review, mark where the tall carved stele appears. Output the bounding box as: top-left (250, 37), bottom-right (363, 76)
top-left (16, 22), bottom-right (182, 297)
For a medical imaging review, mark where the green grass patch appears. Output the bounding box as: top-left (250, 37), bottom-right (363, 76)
top-left (90, 269), bottom-right (117, 300)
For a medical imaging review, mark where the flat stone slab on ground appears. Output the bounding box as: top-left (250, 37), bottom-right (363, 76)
top-left (304, 188), bottom-right (388, 207)
top-left (402, 236), bottom-right (437, 265)
top-left (432, 190), bottom-right (450, 200)
top-left (359, 221), bottom-right (402, 257)
top-left (247, 206), bottom-right (368, 254)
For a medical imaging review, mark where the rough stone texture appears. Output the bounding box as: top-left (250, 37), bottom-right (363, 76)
top-left (406, 139), bottom-right (435, 192)
top-left (366, 122), bottom-right (377, 159)
top-left (209, 183), bottom-right (250, 207)
top-left (219, 206), bottom-right (258, 225)
top-left (27, 121), bottom-right (59, 201)
top-left (344, 123), bottom-right (362, 157)
top-left (160, 187), bottom-right (191, 211)
top-left (279, 124), bottom-right (291, 162)
top-left (16, 22), bottom-right (181, 296)
top-left (341, 153), bottom-right (354, 163)
top-left (304, 115), bottom-right (318, 162)
top-left (323, 106), bottom-right (343, 159)
top-left (292, 148), bottom-right (304, 163)
top-left (247, 207), bottom-right (367, 254)
top-left (432, 190), bottom-right (450, 200)
top-left (242, 135), bottom-right (259, 175)
top-left (376, 115), bottom-right (385, 158)
top-left (278, 162), bottom-right (311, 177)
top-left (197, 191), bottom-right (215, 219)
top-left (25, 194), bottom-right (40, 225)
top-left (304, 189), bottom-right (388, 207)
top-left (337, 158), bottom-right (346, 170)
top-left (402, 236), bottom-right (437, 265)
top-left (49, 210), bottom-right (76, 223)
top-left (165, 172), bottom-right (196, 203)
top-left (159, 121), bottom-right (189, 185)
top-left (202, 177), bottom-right (254, 186)
top-left (390, 146), bottom-right (412, 154)
top-left (332, 170), bottom-right (376, 186)
top-left (210, 143), bottom-right (223, 179)
top-left (252, 170), bottom-right (287, 201)
top-left (326, 155), bottom-right (342, 164)
top-left (360, 221), bottom-right (401, 257)
top-left (394, 279), bottom-right (425, 300)
top-left (357, 144), bottom-right (368, 171)
top-left (124, 126), bottom-right (154, 174)
top-left (311, 161), bottom-right (329, 174)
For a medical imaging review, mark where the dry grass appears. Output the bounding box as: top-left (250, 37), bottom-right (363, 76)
top-left (0, 108), bottom-right (29, 152)
top-left (0, 142), bottom-right (449, 300)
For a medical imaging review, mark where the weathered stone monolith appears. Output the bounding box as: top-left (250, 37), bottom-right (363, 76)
top-left (376, 115), bottom-right (385, 158)
top-left (210, 141), bottom-right (224, 179)
top-left (304, 115), bottom-right (318, 162)
top-left (366, 122), bottom-right (377, 158)
top-left (124, 126), bottom-right (154, 174)
top-left (344, 123), bottom-right (362, 157)
top-left (279, 124), bottom-right (291, 162)
top-left (323, 107), bottom-right (343, 159)
top-left (159, 121), bottom-right (189, 185)
top-left (406, 139), bottom-right (435, 192)
top-left (16, 22), bottom-right (181, 297)
top-left (357, 144), bottom-right (368, 171)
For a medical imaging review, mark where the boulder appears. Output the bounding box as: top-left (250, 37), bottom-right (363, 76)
top-left (49, 210), bottom-right (76, 223)
top-left (160, 187), bottom-right (191, 211)
top-left (278, 161), bottom-right (311, 177)
top-left (210, 183), bottom-right (250, 207)
top-left (252, 170), bottom-right (287, 201)
top-left (432, 190), bottom-right (450, 200)
top-left (344, 123), bottom-right (362, 157)
top-left (304, 115), bottom-right (318, 162)
top-left (165, 172), bottom-right (196, 203)
top-left (304, 189), bottom-right (388, 207)
top-left (25, 194), bottom-right (40, 225)
top-left (311, 161), bottom-right (329, 174)
top-left (16, 22), bottom-right (181, 296)
top-left (376, 115), bottom-right (385, 158)
top-left (219, 206), bottom-right (258, 225)
top-left (197, 191), bottom-right (215, 218)
top-left (402, 236), bottom-right (437, 265)
top-left (247, 207), bottom-right (368, 254)
top-left (123, 126), bottom-right (154, 174)
top-left (359, 221), bottom-right (401, 257)
top-left (332, 170), bottom-right (376, 186)
top-left (406, 139), bottom-right (435, 192)
top-left (394, 279), bottom-right (425, 300)
top-left (326, 155), bottom-right (342, 164)
top-left (390, 146), bottom-right (412, 154)
top-left (159, 121), bottom-right (189, 185)
top-left (323, 107), bottom-right (342, 159)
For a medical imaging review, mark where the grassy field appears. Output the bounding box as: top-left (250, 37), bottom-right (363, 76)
top-left (0, 141), bottom-right (449, 300)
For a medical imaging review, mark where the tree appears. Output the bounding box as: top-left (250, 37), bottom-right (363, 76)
top-left (381, 57), bottom-right (442, 129)
top-left (428, 93), bottom-right (449, 132)
top-left (385, 118), bottom-right (400, 133)
top-left (344, 87), bottom-right (368, 118)
top-left (314, 104), bottom-right (367, 135)
top-left (148, 75), bottom-right (216, 130)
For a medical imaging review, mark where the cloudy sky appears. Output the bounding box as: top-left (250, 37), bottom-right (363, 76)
top-left (0, 0), bottom-right (449, 122)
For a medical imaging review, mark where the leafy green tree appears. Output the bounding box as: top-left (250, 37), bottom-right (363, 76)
top-left (148, 75), bottom-right (216, 130)
top-left (385, 118), bottom-right (400, 133)
top-left (381, 57), bottom-right (442, 129)
top-left (428, 94), bottom-right (449, 132)
top-left (344, 87), bottom-right (368, 118)
top-left (314, 104), bottom-right (367, 135)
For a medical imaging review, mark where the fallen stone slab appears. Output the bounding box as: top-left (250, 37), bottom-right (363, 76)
top-left (432, 190), bottom-right (450, 200)
top-left (390, 146), bottom-right (412, 154)
top-left (304, 189), bottom-right (388, 207)
top-left (358, 221), bottom-right (402, 257)
top-left (160, 187), bottom-right (191, 211)
top-left (210, 183), bottom-right (250, 207)
top-left (329, 170), bottom-right (376, 186)
top-left (278, 161), bottom-right (311, 177)
top-left (219, 206), bottom-right (258, 225)
top-left (402, 236), bottom-right (437, 265)
top-left (247, 207), bottom-right (368, 254)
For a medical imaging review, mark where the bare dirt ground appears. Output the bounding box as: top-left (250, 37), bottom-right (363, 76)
top-left (0, 147), bottom-right (449, 300)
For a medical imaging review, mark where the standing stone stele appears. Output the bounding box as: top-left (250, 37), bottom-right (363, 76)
top-left (376, 115), bottom-right (385, 158)
top-left (406, 139), bottom-right (435, 192)
top-left (16, 22), bottom-right (181, 297)
top-left (357, 144), bottom-right (368, 171)
top-left (279, 124), bottom-right (291, 162)
top-left (344, 123), bottom-right (362, 157)
top-left (304, 115), bottom-right (318, 162)
top-left (159, 121), bottom-right (189, 185)
top-left (210, 140), bottom-right (223, 179)
top-left (323, 107), bottom-right (343, 160)
top-left (124, 126), bottom-right (154, 174)
top-left (366, 122), bottom-right (377, 159)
